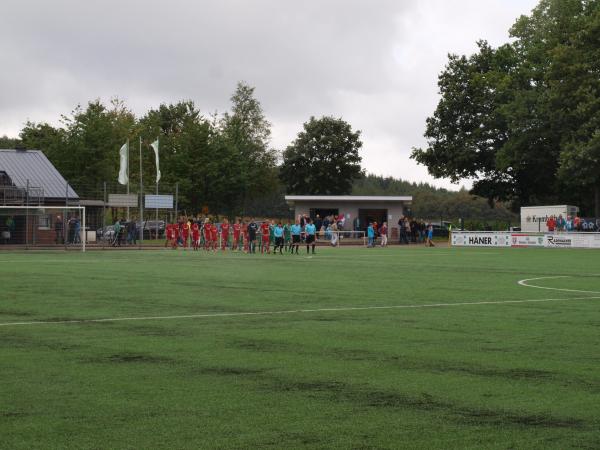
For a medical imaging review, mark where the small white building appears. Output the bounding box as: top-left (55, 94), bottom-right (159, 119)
top-left (284, 195), bottom-right (412, 238)
top-left (520, 205), bottom-right (579, 232)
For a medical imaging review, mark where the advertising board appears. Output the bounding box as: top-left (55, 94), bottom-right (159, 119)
top-left (145, 194), bottom-right (173, 209)
top-left (511, 234), bottom-right (544, 247)
top-left (108, 194), bottom-right (138, 207)
top-left (451, 232), bottom-right (511, 247)
top-left (452, 231), bottom-right (600, 249)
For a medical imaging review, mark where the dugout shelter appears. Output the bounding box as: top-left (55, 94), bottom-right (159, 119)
top-left (285, 195), bottom-right (412, 239)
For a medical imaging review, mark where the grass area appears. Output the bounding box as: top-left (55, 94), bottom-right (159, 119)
top-left (1, 246), bottom-right (600, 449)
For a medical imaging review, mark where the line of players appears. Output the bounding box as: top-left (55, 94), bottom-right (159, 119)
top-left (165, 217), bottom-right (318, 254)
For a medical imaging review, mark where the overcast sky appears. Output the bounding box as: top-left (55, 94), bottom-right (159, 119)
top-left (1, 0), bottom-right (538, 189)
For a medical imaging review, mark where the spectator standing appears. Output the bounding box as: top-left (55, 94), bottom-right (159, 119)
top-left (565, 216), bottom-right (573, 232)
top-left (380, 222), bottom-right (388, 247)
top-left (73, 217), bottom-right (81, 244)
top-left (398, 217), bottom-right (408, 245)
top-left (54, 215), bottom-right (63, 244)
top-left (367, 223), bottom-right (375, 247)
top-left (546, 215), bottom-right (556, 232)
top-left (113, 219), bottom-right (121, 246)
top-left (556, 214), bottom-right (566, 232)
top-left (314, 215), bottom-right (323, 234)
top-left (425, 223), bottom-right (435, 247)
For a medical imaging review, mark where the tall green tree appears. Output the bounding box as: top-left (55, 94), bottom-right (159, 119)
top-left (220, 82), bottom-right (278, 213)
top-left (0, 135), bottom-right (22, 148)
top-left (412, 0), bottom-right (600, 214)
top-left (20, 99), bottom-right (135, 193)
top-left (280, 116), bottom-right (363, 195)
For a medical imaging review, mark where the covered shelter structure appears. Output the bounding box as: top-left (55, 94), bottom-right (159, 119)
top-left (0, 149), bottom-right (80, 245)
top-left (284, 195), bottom-right (412, 240)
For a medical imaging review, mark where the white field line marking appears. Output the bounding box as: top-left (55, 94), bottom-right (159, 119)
top-left (1, 295), bottom-right (599, 327)
top-left (518, 276), bottom-right (600, 294)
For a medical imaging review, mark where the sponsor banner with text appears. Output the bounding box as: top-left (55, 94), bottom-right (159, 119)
top-left (511, 234), bottom-right (544, 247)
top-left (452, 232), bottom-right (511, 247)
top-left (452, 231), bottom-right (600, 249)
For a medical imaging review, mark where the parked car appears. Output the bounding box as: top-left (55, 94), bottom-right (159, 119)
top-left (138, 220), bottom-right (165, 239)
top-left (96, 225), bottom-right (115, 241)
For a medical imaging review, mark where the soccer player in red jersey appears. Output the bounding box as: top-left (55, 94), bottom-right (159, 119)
top-left (171, 222), bottom-right (179, 249)
top-left (220, 218), bottom-right (230, 251)
top-left (203, 219), bottom-right (212, 250)
top-left (181, 218), bottom-right (191, 249)
top-left (241, 221), bottom-right (249, 253)
top-left (260, 220), bottom-right (270, 254)
top-left (211, 221), bottom-right (218, 250)
top-left (232, 219), bottom-right (241, 251)
top-left (165, 223), bottom-right (173, 248)
top-left (191, 220), bottom-right (200, 250)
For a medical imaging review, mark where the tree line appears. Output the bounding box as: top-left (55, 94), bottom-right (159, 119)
top-left (1, 82), bottom-right (516, 222)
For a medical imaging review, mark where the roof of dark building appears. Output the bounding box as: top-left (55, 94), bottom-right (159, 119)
top-left (0, 149), bottom-right (78, 199)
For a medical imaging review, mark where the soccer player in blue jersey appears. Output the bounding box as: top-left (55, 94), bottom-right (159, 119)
top-left (273, 222), bottom-right (284, 254)
top-left (305, 218), bottom-right (316, 254)
top-left (290, 219), bottom-right (302, 254)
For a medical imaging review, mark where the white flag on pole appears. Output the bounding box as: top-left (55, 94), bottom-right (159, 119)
top-left (118, 141), bottom-right (129, 185)
top-left (150, 138), bottom-right (161, 183)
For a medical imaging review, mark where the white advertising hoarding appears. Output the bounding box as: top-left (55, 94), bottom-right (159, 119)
top-left (145, 194), bottom-right (173, 209)
top-left (544, 233), bottom-right (600, 249)
top-left (108, 193), bottom-right (138, 207)
top-left (451, 232), bottom-right (511, 247)
top-left (452, 231), bottom-right (600, 249)
top-left (511, 234), bottom-right (544, 247)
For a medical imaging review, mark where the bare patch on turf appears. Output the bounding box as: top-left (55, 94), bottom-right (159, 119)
top-left (0, 309), bottom-right (34, 317)
top-left (193, 366), bottom-right (266, 377)
top-left (264, 376), bottom-right (585, 429)
top-left (126, 325), bottom-right (186, 337)
top-left (81, 353), bottom-right (176, 365)
top-left (228, 338), bottom-right (294, 353)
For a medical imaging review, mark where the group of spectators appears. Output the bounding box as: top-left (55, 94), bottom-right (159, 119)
top-left (53, 215), bottom-right (81, 245)
top-left (110, 218), bottom-right (140, 246)
top-left (398, 216), bottom-right (435, 246)
top-left (546, 214), bottom-right (598, 232)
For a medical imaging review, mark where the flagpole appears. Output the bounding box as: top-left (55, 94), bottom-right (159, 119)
top-left (155, 136), bottom-right (159, 241)
top-left (126, 138), bottom-right (130, 221)
top-left (139, 136), bottom-right (144, 246)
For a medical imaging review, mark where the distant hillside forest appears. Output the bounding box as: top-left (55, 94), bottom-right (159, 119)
top-left (353, 174), bottom-right (518, 225)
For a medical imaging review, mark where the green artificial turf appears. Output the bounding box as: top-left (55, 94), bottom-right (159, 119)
top-left (1, 246), bottom-right (600, 449)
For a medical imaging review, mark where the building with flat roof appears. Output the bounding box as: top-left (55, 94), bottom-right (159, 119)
top-left (284, 195), bottom-right (412, 239)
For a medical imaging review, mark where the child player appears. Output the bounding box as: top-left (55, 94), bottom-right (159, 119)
top-left (211, 220), bottom-right (219, 251)
top-left (182, 218), bottom-right (190, 249)
top-left (260, 219), bottom-right (270, 254)
top-left (203, 218), bottom-right (212, 251)
top-left (171, 221), bottom-right (179, 249)
top-left (191, 220), bottom-right (200, 250)
top-left (232, 218), bottom-right (241, 251)
top-left (165, 223), bottom-right (173, 248)
top-left (283, 220), bottom-right (291, 252)
top-left (241, 220), bottom-right (249, 253)
top-left (220, 218), bottom-right (230, 251)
